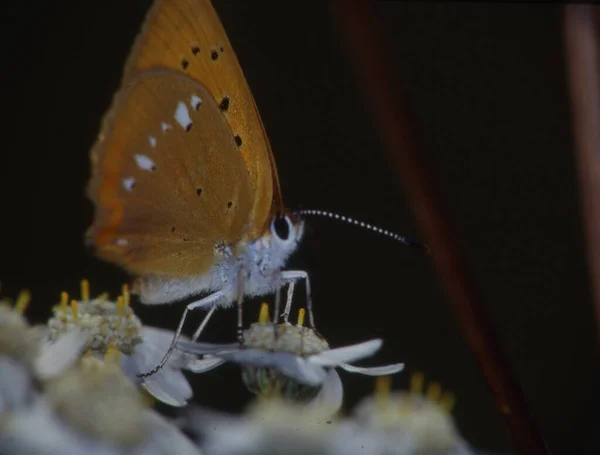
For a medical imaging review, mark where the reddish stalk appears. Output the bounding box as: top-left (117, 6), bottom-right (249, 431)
top-left (329, 1), bottom-right (549, 453)
top-left (564, 5), bottom-right (600, 347)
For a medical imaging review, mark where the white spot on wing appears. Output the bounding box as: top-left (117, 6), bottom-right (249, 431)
top-left (191, 94), bottom-right (202, 110)
top-left (116, 238), bottom-right (129, 246)
top-left (174, 101), bottom-right (192, 130)
top-left (135, 154), bottom-right (155, 171)
top-left (148, 136), bottom-right (157, 148)
top-left (161, 122), bottom-right (172, 132)
top-left (123, 177), bottom-right (135, 191)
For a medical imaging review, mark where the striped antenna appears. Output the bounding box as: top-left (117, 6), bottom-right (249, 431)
top-left (295, 209), bottom-right (428, 252)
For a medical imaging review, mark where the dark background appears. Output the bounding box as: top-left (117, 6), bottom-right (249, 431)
top-left (0, 1), bottom-right (598, 454)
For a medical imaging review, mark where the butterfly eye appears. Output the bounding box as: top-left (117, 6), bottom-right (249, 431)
top-left (271, 215), bottom-right (292, 242)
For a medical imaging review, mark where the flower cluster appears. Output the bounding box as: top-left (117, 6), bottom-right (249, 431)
top-left (181, 375), bottom-right (475, 455)
top-left (46, 281), bottom-right (194, 406)
top-left (0, 288), bottom-right (200, 454)
top-left (0, 280), bottom-right (489, 455)
top-left (178, 303), bottom-right (404, 414)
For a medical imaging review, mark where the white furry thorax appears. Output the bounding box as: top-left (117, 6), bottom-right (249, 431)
top-left (134, 218), bottom-right (304, 307)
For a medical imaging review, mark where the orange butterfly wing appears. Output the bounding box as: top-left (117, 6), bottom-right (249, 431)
top-left (88, 71), bottom-right (254, 276)
top-left (122, 0), bottom-right (283, 237)
top-left (88, 0), bottom-right (283, 277)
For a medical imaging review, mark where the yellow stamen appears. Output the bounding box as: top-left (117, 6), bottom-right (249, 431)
top-left (375, 375), bottom-right (392, 409)
top-left (14, 290), bottom-right (31, 314)
top-left (116, 296), bottom-right (124, 329)
top-left (122, 283), bottom-right (130, 307)
top-left (70, 300), bottom-right (79, 322)
top-left (297, 308), bottom-right (305, 327)
top-left (439, 392), bottom-right (455, 413)
top-left (96, 292), bottom-right (109, 301)
top-left (80, 279), bottom-right (90, 302)
top-left (410, 371), bottom-right (424, 395)
top-left (426, 381), bottom-right (442, 403)
top-left (117, 295), bottom-right (124, 317)
top-left (60, 291), bottom-right (68, 313)
top-left (258, 302), bottom-right (270, 324)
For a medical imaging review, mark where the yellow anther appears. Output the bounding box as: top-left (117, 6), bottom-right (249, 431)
top-left (426, 381), bottom-right (442, 403)
top-left (375, 375), bottom-right (392, 410)
top-left (117, 295), bottom-right (124, 317)
top-left (14, 289), bottom-right (31, 314)
top-left (97, 292), bottom-right (109, 301)
top-left (410, 372), bottom-right (424, 395)
top-left (297, 308), bottom-right (305, 327)
top-left (116, 296), bottom-right (124, 329)
top-left (70, 300), bottom-right (79, 322)
top-left (60, 291), bottom-right (69, 313)
top-left (80, 279), bottom-right (90, 302)
top-left (122, 283), bottom-right (130, 307)
top-left (258, 302), bottom-right (270, 324)
top-left (439, 392), bottom-right (455, 413)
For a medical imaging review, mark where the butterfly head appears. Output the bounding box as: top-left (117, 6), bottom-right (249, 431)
top-left (264, 211), bottom-right (305, 262)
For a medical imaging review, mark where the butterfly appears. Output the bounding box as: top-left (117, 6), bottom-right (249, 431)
top-left (86, 0), bottom-right (310, 373)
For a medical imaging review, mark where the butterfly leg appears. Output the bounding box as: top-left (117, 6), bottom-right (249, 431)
top-left (137, 291), bottom-right (224, 378)
top-left (281, 280), bottom-right (296, 323)
top-left (191, 304), bottom-right (218, 342)
top-left (280, 270), bottom-right (314, 329)
top-left (271, 271), bottom-right (284, 323)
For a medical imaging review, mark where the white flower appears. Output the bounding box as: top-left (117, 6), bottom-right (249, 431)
top-left (0, 355), bottom-right (203, 455)
top-left (180, 376), bottom-right (477, 455)
top-left (46, 281), bottom-right (193, 407)
top-left (182, 399), bottom-right (340, 455)
top-left (120, 326), bottom-right (194, 407)
top-left (178, 303), bottom-right (404, 413)
top-left (0, 293), bottom-right (87, 415)
top-left (335, 375), bottom-right (476, 455)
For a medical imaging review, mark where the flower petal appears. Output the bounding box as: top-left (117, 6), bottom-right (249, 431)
top-left (119, 354), bottom-right (138, 382)
top-left (339, 362), bottom-right (405, 376)
top-left (128, 329), bottom-right (193, 407)
top-left (182, 407), bottom-right (261, 455)
top-left (140, 327), bottom-right (195, 368)
top-left (141, 409), bottom-right (204, 455)
top-left (142, 370), bottom-right (191, 408)
top-left (186, 356), bottom-right (227, 373)
top-left (35, 328), bottom-right (89, 379)
top-left (176, 339), bottom-right (240, 355)
top-left (308, 339), bottom-right (383, 367)
top-left (1, 396), bottom-right (120, 455)
top-left (0, 356), bottom-right (34, 413)
top-left (306, 369), bottom-right (343, 415)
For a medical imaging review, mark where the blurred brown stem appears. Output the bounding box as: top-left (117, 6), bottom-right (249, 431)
top-left (329, 1), bottom-right (549, 454)
top-left (564, 5), bottom-right (600, 347)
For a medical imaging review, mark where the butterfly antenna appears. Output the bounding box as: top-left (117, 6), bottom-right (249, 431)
top-left (295, 209), bottom-right (429, 253)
